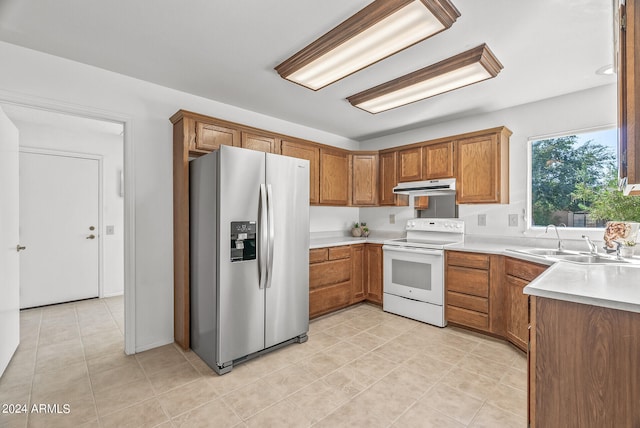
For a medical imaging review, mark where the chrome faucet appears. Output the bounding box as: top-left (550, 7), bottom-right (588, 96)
top-left (545, 224), bottom-right (565, 251)
top-left (581, 235), bottom-right (598, 255)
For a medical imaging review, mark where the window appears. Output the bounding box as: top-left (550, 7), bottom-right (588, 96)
top-left (529, 127), bottom-right (618, 229)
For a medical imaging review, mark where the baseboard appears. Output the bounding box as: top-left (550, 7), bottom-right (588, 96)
top-left (135, 337), bottom-right (174, 354)
top-left (101, 291), bottom-right (124, 298)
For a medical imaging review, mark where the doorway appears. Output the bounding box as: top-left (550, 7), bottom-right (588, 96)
top-left (19, 149), bottom-right (101, 308)
top-left (1, 102), bottom-right (132, 353)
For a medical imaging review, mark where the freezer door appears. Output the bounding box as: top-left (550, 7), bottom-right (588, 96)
top-left (218, 146), bottom-right (266, 365)
top-left (264, 153), bottom-right (310, 348)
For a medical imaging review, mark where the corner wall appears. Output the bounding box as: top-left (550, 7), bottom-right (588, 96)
top-left (358, 84), bottom-right (617, 237)
top-left (0, 41), bottom-right (359, 352)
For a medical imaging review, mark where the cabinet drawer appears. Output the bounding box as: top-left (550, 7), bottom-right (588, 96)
top-left (328, 246), bottom-right (351, 260)
top-left (446, 266), bottom-right (489, 297)
top-left (505, 257), bottom-right (547, 281)
top-left (447, 291), bottom-right (488, 313)
top-left (309, 248), bottom-right (328, 264)
top-left (447, 305), bottom-right (489, 330)
top-left (310, 281), bottom-right (351, 318)
top-left (310, 258), bottom-right (350, 289)
top-left (447, 251), bottom-right (490, 269)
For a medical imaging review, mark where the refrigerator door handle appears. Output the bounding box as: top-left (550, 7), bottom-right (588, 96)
top-left (266, 184), bottom-right (275, 288)
top-left (258, 184), bottom-right (268, 289)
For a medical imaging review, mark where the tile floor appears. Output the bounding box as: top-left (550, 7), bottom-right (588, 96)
top-left (0, 299), bottom-right (527, 427)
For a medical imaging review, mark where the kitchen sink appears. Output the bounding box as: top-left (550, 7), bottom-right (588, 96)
top-left (507, 248), bottom-right (630, 265)
top-left (516, 248), bottom-right (576, 256)
top-left (551, 254), bottom-right (629, 264)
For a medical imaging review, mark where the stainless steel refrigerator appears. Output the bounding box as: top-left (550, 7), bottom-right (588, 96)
top-left (189, 145), bottom-right (310, 375)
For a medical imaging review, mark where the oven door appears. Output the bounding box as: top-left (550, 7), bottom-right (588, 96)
top-left (382, 245), bottom-right (444, 305)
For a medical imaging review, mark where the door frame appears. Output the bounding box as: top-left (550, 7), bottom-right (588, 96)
top-left (0, 90), bottom-right (136, 355)
top-left (19, 147), bottom-right (105, 299)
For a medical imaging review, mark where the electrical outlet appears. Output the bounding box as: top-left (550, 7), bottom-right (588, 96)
top-left (478, 214), bottom-right (487, 226)
top-left (389, 214), bottom-right (395, 224)
top-left (508, 214), bottom-right (518, 227)
top-left (106, 225), bottom-right (115, 235)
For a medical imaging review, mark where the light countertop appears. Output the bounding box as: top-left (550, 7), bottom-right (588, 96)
top-left (311, 231), bottom-right (640, 313)
top-left (309, 231), bottom-right (401, 249)
top-left (524, 262), bottom-right (640, 313)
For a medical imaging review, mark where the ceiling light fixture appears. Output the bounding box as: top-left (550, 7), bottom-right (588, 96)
top-left (347, 44), bottom-right (503, 113)
top-left (274, 0), bottom-right (460, 91)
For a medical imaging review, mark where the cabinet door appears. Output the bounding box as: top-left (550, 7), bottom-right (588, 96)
top-left (241, 132), bottom-right (278, 153)
top-left (505, 275), bottom-right (529, 351)
top-left (423, 141), bottom-right (454, 179)
top-left (365, 244), bottom-right (383, 304)
top-left (319, 149), bottom-right (349, 205)
top-left (351, 245), bottom-right (365, 303)
top-left (379, 152), bottom-right (397, 206)
top-left (352, 154), bottom-right (378, 206)
top-left (456, 133), bottom-right (504, 204)
top-left (195, 121), bottom-right (239, 152)
top-left (397, 147), bottom-right (423, 182)
top-left (281, 140), bottom-right (319, 204)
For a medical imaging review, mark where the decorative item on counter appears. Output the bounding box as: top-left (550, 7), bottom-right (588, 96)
top-left (620, 240), bottom-right (636, 258)
top-left (361, 223), bottom-right (370, 237)
top-left (603, 221), bottom-right (640, 251)
top-left (351, 222), bottom-right (362, 237)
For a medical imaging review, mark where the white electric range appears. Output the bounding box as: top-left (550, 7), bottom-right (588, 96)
top-left (382, 218), bottom-right (465, 327)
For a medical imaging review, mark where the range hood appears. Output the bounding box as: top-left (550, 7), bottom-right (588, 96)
top-left (393, 178), bottom-right (456, 196)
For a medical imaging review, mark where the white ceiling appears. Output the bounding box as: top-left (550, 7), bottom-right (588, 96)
top-left (0, 0), bottom-right (616, 141)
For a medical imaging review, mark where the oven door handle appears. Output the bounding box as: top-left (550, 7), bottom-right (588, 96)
top-left (382, 245), bottom-right (443, 257)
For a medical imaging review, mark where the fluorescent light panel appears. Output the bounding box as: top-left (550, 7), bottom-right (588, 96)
top-left (275, 0), bottom-right (460, 90)
top-left (347, 44), bottom-right (503, 113)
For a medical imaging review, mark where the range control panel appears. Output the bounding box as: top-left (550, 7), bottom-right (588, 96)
top-left (405, 218), bottom-right (465, 234)
top-left (230, 221), bottom-right (256, 262)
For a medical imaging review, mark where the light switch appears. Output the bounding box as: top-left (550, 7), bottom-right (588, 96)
top-left (106, 225), bottom-right (115, 235)
top-left (478, 214), bottom-right (486, 227)
top-left (389, 214), bottom-right (395, 224)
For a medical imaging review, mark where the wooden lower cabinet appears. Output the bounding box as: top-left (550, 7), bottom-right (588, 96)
top-left (309, 243), bottom-right (383, 317)
top-left (504, 257), bottom-right (547, 351)
top-left (364, 244), bottom-right (383, 304)
top-left (309, 246), bottom-right (352, 318)
top-left (529, 296), bottom-right (640, 427)
top-left (351, 244), bottom-right (366, 303)
top-left (445, 251), bottom-right (502, 334)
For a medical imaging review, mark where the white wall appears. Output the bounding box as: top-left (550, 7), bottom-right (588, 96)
top-left (359, 84), bottom-right (617, 238)
top-left (11, 118), bottom-right (124, 297)
top-left (0, 41), bottom-right (360, 352)
top-left (309, 206), bottom-right (359, 234)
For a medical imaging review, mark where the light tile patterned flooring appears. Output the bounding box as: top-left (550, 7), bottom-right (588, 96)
top-left (0, 299), bottom-right (527, 427)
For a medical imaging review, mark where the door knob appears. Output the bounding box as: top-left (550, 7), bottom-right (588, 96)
top-left (16, 245), bottom-right (26, 252)
top-left (86, 234), bottom-right (96, 240)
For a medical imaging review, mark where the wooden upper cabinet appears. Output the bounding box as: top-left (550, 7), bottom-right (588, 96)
top-left (281, 140), bottom-right (319, 204)
top-left (319, 148), bottom-right (349, 205)
top-left (397, 147), bottom-right (423, 182)
top-left (379, 152), bottom-right (397, 206)
top-left (423, 141), bottom-right (455, 179)
top-left (241, 131), bottom-right (279, 153)
top-left (195, 121), bottom-right (240, 152)
top-left (619, 1), bottom-right (640, 195)
top-left (379, 151), bottom-right (408, 206)
top-left (456, 128), bottom-right (511, 204)
top-left (352, 153), bottom-right (378, 206)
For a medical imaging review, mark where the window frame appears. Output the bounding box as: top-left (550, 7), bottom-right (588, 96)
top-left (525, 124), bottom-right (617, 238)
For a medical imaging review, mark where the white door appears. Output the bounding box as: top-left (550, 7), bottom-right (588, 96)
top-left (0, 107), bottom-right (20, 377)
top-left (19, 151), bottom-right (100, 309)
